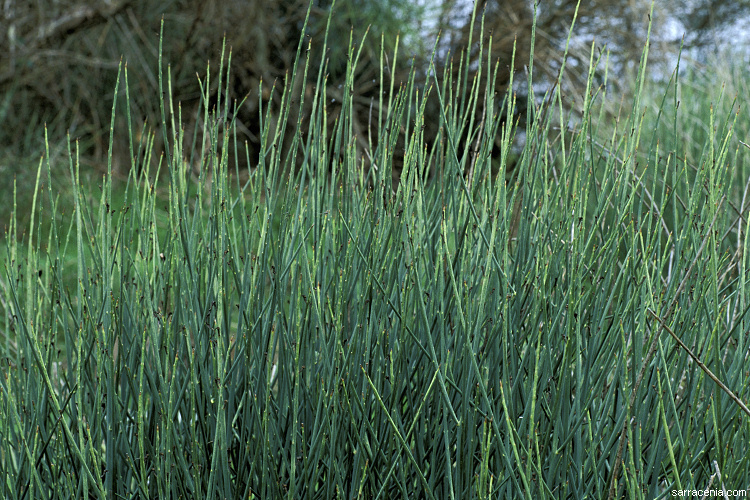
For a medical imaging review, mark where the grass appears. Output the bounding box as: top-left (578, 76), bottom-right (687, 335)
top-left (2, 6), bottom-right (750, 499)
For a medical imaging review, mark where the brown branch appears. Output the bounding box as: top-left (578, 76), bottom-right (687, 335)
top-left (0, 1), bottom-right (131, 87)
top-left (34, 1), bottom-right (130, 43)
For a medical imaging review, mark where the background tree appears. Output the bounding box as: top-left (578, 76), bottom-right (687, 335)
top-left (669, 0), bottom-right (750, 48)
top-left (1, 0), bottom-right (742, 176)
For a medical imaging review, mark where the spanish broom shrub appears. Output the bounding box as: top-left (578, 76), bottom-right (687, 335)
top-left (2, 5), bottom-right (750, 499)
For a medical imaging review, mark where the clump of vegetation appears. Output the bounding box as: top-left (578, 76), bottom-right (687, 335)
top-left (2, 4), bottom-right (750, 499)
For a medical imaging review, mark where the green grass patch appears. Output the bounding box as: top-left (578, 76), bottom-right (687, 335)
top-left (2, 7), bottom-right (750, 500)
